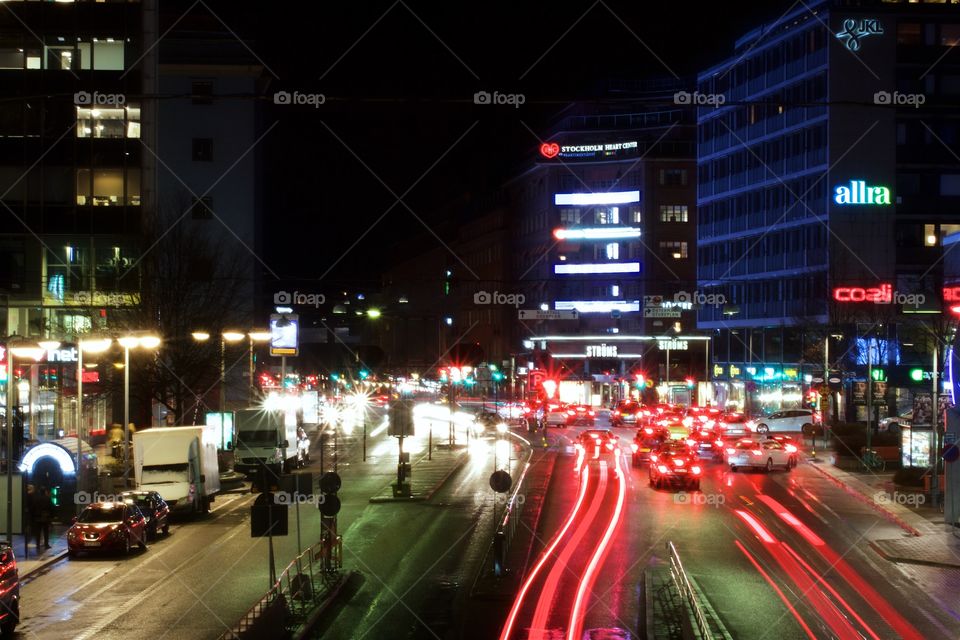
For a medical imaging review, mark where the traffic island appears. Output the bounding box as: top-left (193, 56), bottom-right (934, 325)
top-left (369, 447), bottom-right (469, 503)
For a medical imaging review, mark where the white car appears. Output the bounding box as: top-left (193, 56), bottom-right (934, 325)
top-left (879, 412), bottom-right (910, 433)
top-left (753, 409), bottom-right (820, 435)
top-left (726, 439), bottom-right (794, 472)
top-left (544, 403), bottom-right (567, 427)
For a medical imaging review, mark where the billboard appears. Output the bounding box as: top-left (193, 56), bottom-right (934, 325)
top-left (269, 313), bottom-right (299, 357)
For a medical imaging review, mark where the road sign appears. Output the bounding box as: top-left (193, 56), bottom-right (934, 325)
top-left (643, 307), bottom-right (681, 318)
top-left (489, 470), bottom-right (512, 493)
top-left (251, 493), bottom-right (288, 537)
top-left (518, 309), bottom-right (579, 320)
top-left (476, 366), bottom-right (492, 382)
top-left (269, 313), bottom-right (299, 357)
top-left (388, 399), bottom-right (415, 436)
top-left (643, 295), bottom-right (664, 306)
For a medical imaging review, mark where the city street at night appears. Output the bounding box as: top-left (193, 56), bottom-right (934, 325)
top-left (3, 0), bottom-right (960, 638)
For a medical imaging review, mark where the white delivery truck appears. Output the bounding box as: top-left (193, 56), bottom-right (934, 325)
top-left (233, 408), bottom-right (303, 476)
top-left (133, 426), bottom-right (221, 513)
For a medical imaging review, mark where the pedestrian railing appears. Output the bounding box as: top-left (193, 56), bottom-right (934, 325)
top-left (220, 535), bottom-right (343, 640)
top-left (666, 541), bottom-right (712, 640)
top-left (491, 454), bottom-right (532, 577)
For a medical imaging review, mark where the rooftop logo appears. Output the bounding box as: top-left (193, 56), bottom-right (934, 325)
top-left (833, 180), bottom-right (891, 206)
top-left (835, 18), bottom-right (883, 52)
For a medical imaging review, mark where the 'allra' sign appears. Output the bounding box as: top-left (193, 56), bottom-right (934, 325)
top-left (834, 180), bottom-right (891, 206)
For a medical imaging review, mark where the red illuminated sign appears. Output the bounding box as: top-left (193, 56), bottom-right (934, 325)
top-left (944, 286), bottom-right (960, 302)
top-left (539, 142), bottom-right (559, 159)
top-left (832, 284), bottom-right (892, 303)
top-left (81, 370), bottom-right (100, 383)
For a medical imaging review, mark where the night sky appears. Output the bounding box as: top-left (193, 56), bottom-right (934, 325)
top-left (194, 1), bottom-right (778, 286)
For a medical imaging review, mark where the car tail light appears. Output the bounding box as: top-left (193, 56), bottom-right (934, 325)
top-left (630, 443), bottom-right (639, 452)
top-left (785, 444), bottom-right (798, 453)
top-left (673, 458), bottom-right (685, 467)
top-left (650, 454), bottom-right (658, 462)
top-left (699, 415), bottom-right (709, 423)
top-left (567, 410), bottom-right (575, 416)
top-left (643, 410), bottom-right (651, 416)
top-left (752, 449), bottom-right (762, 456)
top-left (715, 439), bottom-right (723, 447)
top-left (691, 466), bottom-right (702, 475)
top-left (682, 417), bottom-right (694, 428)
top-left (644, 428), bottom-right (653, 435)
top-left (726, 448), bottom-right (736, 455)
top-left (657, 464), bottom-right (669, 473)
top-left (588, 410), bottom-right (595, 416)
top-left (685, 438), bottom-right (696, 447)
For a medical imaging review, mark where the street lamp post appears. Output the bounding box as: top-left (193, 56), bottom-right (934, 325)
top-left (6, 340), bottom-right (46, 546)
top-left (118, 335), bottom-right (161, 487)
top-left (248, 331), bottom-right (272, 404)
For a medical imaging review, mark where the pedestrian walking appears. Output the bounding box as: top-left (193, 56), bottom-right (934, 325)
top-left (32, 487), bottom-right (52, 551)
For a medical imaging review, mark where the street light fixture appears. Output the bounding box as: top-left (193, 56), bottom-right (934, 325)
top-left (191, 331), bottom-right (211, 342)
top-left (248, 331), bottom-right (271, 403)
top-left (119, 334), bottom-right (161, 486)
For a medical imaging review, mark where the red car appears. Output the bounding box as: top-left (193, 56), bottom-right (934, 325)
top-left (68, 502), bottom-right (148, 557)
top-left (565, 404), bottom-right (596, 426)
top-left (649, 441), bottom-right (702, 490)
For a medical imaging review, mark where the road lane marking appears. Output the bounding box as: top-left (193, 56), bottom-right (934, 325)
top-left (734, 539), bottom-right (817, 640)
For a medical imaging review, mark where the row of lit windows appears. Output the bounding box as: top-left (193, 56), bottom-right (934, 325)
top-left (0, 39), bottom-right (125, 71)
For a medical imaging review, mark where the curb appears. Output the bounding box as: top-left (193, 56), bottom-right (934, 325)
top-left (368, 451), bottom-right (470, 504)
top-left (867, 541), bottom-right (960, 570)
top-left (805, 459), bottom-right (923, 537)
top-left (21, 550), bottom-right (69, 578)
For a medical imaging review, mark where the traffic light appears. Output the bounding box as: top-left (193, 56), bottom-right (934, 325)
top-left (685, 377), bottom-right (695, 388)
top-left (330, 373), bottom-right (339, 381)
top-left (909, 368), bottom-right (923, 382)
top-left (492, 371), bottom-right (505, 382)
top-left (359, 369), bottom-right (369, 380)
top-left (870, 368), bottom-right (885, 381)
top-left (635, 373), bottom-right (646, 389)
top-left (50, 486), bottom-right (60, 507)
top-left (319, 471), bottom-right (341, 517)
top-left (443, 268), bottom-right (453, 295)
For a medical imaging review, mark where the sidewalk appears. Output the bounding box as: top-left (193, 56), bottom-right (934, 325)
top-left (12, 523), bottom-right (69, 578)
top-left (801, 444), bottom-right (960, 569)
top-left (368, 445), bottom-right (470, 503)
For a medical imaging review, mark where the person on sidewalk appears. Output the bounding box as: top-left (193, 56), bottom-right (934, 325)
top-left (31, 487), bottom-right (53, 551)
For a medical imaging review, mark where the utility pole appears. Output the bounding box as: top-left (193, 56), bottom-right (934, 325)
top-left (932, 343), bottom-right (940, 507)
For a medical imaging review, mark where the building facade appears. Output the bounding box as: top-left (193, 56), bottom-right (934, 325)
top-left (696, 0), bottom-right (960, 416)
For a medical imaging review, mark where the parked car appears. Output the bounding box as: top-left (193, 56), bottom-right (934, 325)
top-left (0, 544), bottom-right (19, 636)
top-left (753, 409), bottom-right (820, 435)
top-left (68, 502), bottom-right (148, 557)
top-left (879, 411), bottom-right (911, 433)
top-left (120, 490), bottom-right (170, 539)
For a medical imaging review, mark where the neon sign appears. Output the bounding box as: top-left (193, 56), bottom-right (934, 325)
top-left (553, 227), bottom-right (642, 240)
top-left (585, 344), bottom-right (618, 358)
top-left (539, 142), bottom-right (559, 158)
top-left (657, 339), bottom-right (688, 351)
top-left (554, 190), bottom-right (640, 206)
top-left (554, 262), bottom-right (641, 275)
top-left (835, 18), bottom-right (883, 52)
top-left (833, 284), bottom-right (892, 303)
top-left (833, 180), bottom-right (891, 205)
top-left (555, 300), bottom-right (640, 313)
top-left (944, 286), bottom-right (960, 302)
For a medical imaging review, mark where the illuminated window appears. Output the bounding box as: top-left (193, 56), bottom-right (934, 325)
top-left (630, 207), bottom-right (642, 223)
top-left (559, 208), bottom-right (581, 225)
top-left (659, 241), bottom-right (688, 259)
top-left (605, 243), bottom-right (619, 260)
top-left (925, 224), bottom-right (937, 246)
top-left (76, 168), bottom-right (140, 206)
top-left (611, 284), bottom-right (620, 297)
top-left (659, 205), bottom-right (689, 222)
top-left (76, 105), bottom-right (140, 138)
top-left (596, 207), bottom-right (620, 224)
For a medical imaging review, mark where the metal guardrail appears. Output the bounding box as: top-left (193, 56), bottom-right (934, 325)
top-left (666, 541), bottom-right (711, 640)
top-left (491, 454), bottom-right (532, 577)
top-left (220, 535), bottom-right (343, 640)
